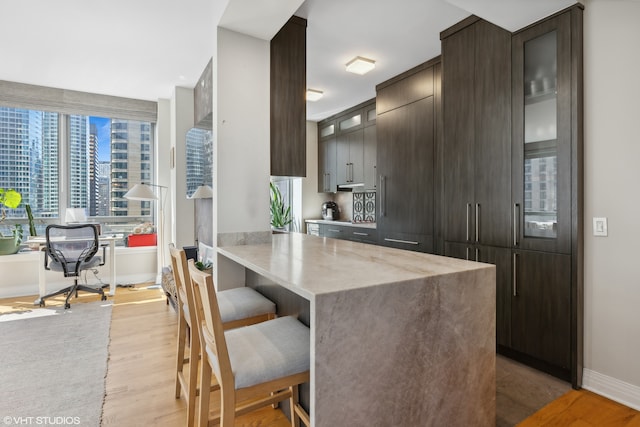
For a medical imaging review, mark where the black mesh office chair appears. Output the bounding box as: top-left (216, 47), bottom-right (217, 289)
top-left (40, 224), bottom-right (107, 309)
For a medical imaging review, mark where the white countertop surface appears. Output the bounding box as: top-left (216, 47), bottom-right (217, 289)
top-left (217, 232), bottom-right (490, 300)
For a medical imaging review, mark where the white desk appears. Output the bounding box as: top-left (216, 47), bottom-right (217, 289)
top-left (27, 235), bottom-right (119, 305)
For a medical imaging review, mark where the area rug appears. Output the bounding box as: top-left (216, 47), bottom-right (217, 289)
top-left (0, 301), bottom-right (112, 426)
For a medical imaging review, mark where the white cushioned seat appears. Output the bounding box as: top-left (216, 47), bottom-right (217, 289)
top-left (206, 316), bottom-right (310, 389)
top-left (217, 287), bottom-right (276, 324)
top-left (182, 287), bottom-right (276, 327)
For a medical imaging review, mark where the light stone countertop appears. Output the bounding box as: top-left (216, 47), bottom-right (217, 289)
top-left (218, 232), bottom-right (496, 426)
top-left (217, 232), bottom-right (491, 300)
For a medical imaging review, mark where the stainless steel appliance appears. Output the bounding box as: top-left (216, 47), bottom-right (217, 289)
top-left (321, 201), bottom-right (339, 220)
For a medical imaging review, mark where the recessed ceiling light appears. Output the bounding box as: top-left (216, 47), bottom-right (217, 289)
top-left (306, 89), bottom-right (324, 102)
top-left (345, 56), bottom-right (376, 75)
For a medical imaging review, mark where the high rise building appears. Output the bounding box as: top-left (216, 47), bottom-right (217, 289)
top-left (0, 107), bottom-right (59, 218)
top-left (89, 124), bottom-right (100, 216)
top-left (110, 119), bottom-right (152, 216)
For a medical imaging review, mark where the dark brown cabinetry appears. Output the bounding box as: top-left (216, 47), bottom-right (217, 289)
top-left (441, 6), bottom-right (583, 386)
top-left (441, 17), bottom-right (512, 248)
top-left (317, 223), bottom-right (378, 245)
top-left (270, 16), bottom-right (306, 177)
top-left (376, 61), bottom-right (438, 253)
top-left (318, 121), bottom-right (337, 193)
top-left (317, 99), bottom-right (375, 192)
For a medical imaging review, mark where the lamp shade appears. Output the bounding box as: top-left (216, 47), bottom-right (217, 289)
top-left (124, 183), bottom-right (158, 201)
top-left (191, 184), bottom-right (213, 199)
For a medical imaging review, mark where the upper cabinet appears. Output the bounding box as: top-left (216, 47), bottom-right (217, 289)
top-left (512, 9), bottom-right (581, 255)
top-left (317, 99), bottom-right (376, 192)
top-left (441, 17), bottom-right (512, 249)
top-left (376, 62), bottom-right (438, 253)
top-left (270, 16), bottom-right (307, 177)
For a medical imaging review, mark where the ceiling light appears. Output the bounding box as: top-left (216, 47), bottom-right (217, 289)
top-left (345, 56), bottom-right (376, 75)
top-left (306, 89), bottom-right (324, 102)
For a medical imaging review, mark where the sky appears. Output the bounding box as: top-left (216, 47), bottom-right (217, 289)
top-left (90, 116), bottom-right (111, 162)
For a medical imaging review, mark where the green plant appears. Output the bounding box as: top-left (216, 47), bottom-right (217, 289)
top-left (0, 188), bottom-right (21, 223)
top-left (0, 188), bottom-right (24, 249)
top-left (25, 204), bottom-right (37, 236)
top-left (195, 260), bottom-right (212, 271)
top-left (269, 182), bottom-right (292, 229)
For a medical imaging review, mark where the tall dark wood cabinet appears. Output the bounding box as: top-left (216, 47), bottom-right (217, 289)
top-left (441, 5), bottom-right (583, 387)
top-left (441, 17), bottom-right (512, 249)
top-left (270, 16), bottom-right (306, 177)
top-left (509, 6), bottom-right (583, 386)
top-left (441, 17), bottom-right (512, 347)
top-left (376, 60), bottom-right (438, 253)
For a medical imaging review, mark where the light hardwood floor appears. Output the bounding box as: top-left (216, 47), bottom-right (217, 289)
top-left (1, 286), bottom-right (638, 426)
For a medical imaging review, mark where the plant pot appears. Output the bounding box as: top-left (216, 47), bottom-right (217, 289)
top-left (0, 236), bottom-right (20, 255)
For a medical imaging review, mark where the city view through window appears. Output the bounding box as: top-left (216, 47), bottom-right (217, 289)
top-left (0, 107), bottom-right (154, 238)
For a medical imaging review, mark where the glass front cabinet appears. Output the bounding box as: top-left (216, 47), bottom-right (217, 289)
top-left (512, 10), bottom-right (577, 255)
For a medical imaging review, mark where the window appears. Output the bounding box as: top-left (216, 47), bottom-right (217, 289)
top-left (185, 127), bottom-right (213, 197)
top-left (0, 107), bottom-right (155, 241)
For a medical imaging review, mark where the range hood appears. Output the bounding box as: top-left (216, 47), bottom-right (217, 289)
top-left (337, 182), bottom-right (364, 191)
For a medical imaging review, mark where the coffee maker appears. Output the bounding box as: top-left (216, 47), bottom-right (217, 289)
top-left (321, 201), bottom-right (339, 220)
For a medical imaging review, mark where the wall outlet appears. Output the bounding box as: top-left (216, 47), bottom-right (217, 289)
top-left (593, 217), bottom-right (608, 237)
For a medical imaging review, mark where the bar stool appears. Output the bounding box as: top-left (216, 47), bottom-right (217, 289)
top-left (188, 260), bottom-right (310, 427)
top-left (169, 245), bottom-right (276, 426)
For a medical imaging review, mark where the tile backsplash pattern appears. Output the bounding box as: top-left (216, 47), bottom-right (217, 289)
top-left (353, 191), bottom-right (376, 222)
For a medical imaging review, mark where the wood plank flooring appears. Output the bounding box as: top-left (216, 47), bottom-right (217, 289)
top-left (1, 286), bottom-right (639, 426)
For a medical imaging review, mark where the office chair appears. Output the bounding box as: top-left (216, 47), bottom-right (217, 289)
top-left (40, 224), bottom-right (107, 309)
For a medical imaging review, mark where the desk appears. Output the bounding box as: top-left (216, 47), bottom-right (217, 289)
top-left (218, 233), bottom-right (496, 426)
top-left (27, 235), bottom-right (119, 305)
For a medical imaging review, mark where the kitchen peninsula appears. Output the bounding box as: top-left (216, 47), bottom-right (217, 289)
top-left (218, 233), bottom-right (496, 426)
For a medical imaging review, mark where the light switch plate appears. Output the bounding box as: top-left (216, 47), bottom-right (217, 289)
top-left (593, 217), bottom-right (608, 236)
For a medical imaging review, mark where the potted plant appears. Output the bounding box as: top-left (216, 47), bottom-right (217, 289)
top-left (269, 182), bottom-right (292, 231)
top-left (0, 188), bottom-right (24, 255)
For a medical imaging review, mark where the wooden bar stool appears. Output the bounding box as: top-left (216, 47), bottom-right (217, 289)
top-left (169, 245), bottom-right (276, 426)
top-left (188, 260), bottom-right (310, 427)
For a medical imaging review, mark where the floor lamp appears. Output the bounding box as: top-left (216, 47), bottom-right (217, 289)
top-left (124, 182), bottom-right (168, 285)
top-left (190, 184), bottom-right (213, 245)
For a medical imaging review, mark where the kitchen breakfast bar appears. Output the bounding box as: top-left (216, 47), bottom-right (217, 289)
top-left (217, 233), bottom-right (496, 426)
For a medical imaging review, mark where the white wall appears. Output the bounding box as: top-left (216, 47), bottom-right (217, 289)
top-left (213, 27), bottom-right (271, 290)
top-left (583, 0), bottom-right (640, 409)
top-left (169, 87), bottom-right (196, 249)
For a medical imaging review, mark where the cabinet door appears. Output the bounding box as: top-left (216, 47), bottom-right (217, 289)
top-left (511, 250), bottom-right (571, 370)
top-left (512, 12), bottom-right (573, 254)
top-left (476, 245), bottom-right (512, 349)
top-left (474, 21), bottom-right (512, 247)
top-left (363, 124), bottom-right (377, 190)
top-left (318, 137), bottom-right (337, 193)
top-left (348, 129), bottom-right (364, 184)
top-left (377, 96), bottom-right (434, 240)
top-left (442, 25), bottom-right (475, 244)
top-left (323, 224), bottom-right (347, 240)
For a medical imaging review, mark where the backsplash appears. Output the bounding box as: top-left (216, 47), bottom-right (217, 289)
top-left (353, 191), bottom-right (376, 222)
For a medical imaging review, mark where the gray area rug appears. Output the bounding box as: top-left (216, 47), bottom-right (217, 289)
top-left (0, 301), bottom-right (112, 426)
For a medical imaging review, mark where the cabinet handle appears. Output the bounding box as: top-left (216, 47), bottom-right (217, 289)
top-left (384, 238), bottom-right (419, 245)
top-left (513, 203), bottom-right (520, 247)
top-left (475, 247), bottom-right (479, 262)
top-left (380, 175), bottom-right (386, 217)
top-left (475, 203), bottom-right (480, 243)
top-left (353, 232), bottom-right (368, 236)
top-left (466, 203), bottom-right (472, 242)
top-left (327, 228), bottom-right (342, 233)
top-left (513, 252), bottom-right (518, 297)
top-left (350, 163), bottom-right (354, 182)
top-left (373, 165), bottom-right (377, 188)
top-left (465, 246), bottom-right (470, 260)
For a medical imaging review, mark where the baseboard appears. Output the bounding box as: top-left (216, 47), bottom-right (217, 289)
top-left (582, 368), bottom-right (640, 411)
